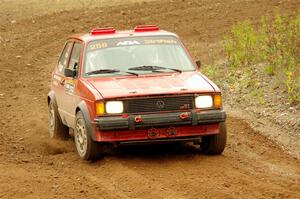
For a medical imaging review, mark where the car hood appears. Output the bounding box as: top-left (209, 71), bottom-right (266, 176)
top-left (87, 72), bottom-right (218, 99)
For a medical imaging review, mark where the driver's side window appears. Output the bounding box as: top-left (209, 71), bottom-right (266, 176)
top-left (68, 42), bottom-right (83, 78)
top-left (57, 42), bottom-right (73, 73)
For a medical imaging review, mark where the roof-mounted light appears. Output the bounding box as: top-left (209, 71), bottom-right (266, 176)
top-left (134, 25), bottom-right (159, 32)
top-left (90, 27), bottom-right (116, 35)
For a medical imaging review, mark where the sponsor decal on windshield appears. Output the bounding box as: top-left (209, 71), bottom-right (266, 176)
top-left (144, 39), bottom-right (177, 44)
top-left (116, 40), bottom-right (141, 46)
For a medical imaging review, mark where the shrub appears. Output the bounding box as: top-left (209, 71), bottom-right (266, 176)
top-left (224, 20), bottom-right (259, 68)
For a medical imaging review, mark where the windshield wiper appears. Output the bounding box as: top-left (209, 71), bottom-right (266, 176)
top-left (86, 69), bottom-right (139, 76)
top-left (128, 65), bottom-right (182, 73)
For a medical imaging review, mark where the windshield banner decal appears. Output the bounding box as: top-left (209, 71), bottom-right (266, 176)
top-left (88, 36), bottom-right (178, 51)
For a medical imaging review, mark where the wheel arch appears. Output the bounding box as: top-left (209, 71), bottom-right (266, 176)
top-left (76, 101), bottom-right (96, 141)
top-left (47, 90), bottom-right (56, 106)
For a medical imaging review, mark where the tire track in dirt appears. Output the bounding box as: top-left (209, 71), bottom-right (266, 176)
top-left (85, 161), bottom-right (186, 199)
top-left (0, 0), bottom-right (300, 198)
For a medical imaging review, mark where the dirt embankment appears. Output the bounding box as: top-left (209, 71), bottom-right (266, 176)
top-left (0, 0), bottom-right (300, 198)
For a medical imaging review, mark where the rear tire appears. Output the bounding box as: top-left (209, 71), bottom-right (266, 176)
top-left (48, 100), bottom-right (69, 139)
top-left (200, 122), bottom-right (227, 155)
top-left (74, 111), bottom-right (102, 160)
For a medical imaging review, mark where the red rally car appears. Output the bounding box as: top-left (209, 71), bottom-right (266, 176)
top-left (48, 25), bottom-right (227, 160)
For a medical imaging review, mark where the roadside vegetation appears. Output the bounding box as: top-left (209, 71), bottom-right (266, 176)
top-left (204, 10), bottom-right (300, 106)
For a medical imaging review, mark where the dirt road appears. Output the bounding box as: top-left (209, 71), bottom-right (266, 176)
top-left (0, 0), bottom-right (299, 198)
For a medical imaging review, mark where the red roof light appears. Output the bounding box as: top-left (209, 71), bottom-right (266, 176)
top-left (90, 27), bottom-right (116, 35)
top-left (134, 25), bottom-right (159, 32)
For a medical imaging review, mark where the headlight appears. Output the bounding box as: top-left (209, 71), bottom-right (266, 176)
top-left (195, 95), bottom-right (213, 108)
top-left (105, 101), bottom-right (124, 114)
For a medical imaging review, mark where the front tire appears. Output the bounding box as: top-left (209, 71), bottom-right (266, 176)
top-left (74, 111), bottom-right (102, 160)
top-left (200, 122), bottom-right (227, 155)
top-left (48, 100), bottom-right (69, 139)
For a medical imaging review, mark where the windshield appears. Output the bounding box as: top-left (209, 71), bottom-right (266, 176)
top-left (84, 36), bottom-right (195, 76)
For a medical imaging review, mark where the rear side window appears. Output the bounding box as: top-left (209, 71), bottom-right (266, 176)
top-left (57, 42), bottom-right (73, 73)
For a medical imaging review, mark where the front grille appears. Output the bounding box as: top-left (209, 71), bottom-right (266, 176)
top-left (124, 95), bottom-right (194, 113)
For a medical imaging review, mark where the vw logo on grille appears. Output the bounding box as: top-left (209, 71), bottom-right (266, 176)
top-left (156, 100), bottom-right (165, 109)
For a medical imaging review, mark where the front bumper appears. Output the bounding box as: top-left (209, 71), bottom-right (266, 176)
top-left (94, 110), bottom-right (226, 131)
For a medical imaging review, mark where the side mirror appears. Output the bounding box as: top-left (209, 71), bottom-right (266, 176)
top-left (196, 60), bottom-right (201, 69)
top-left (64, 68), bottom-right (76, 78)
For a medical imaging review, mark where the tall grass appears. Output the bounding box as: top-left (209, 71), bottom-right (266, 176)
top-left (224, 10), bottom-right (300, 104)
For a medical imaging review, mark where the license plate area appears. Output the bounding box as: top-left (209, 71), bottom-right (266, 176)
top-left (148, 127), bottom-right (177, 139)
